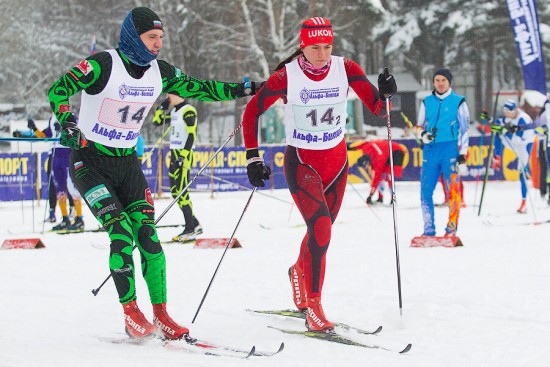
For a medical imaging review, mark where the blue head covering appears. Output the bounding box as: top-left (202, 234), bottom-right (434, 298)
top-left (503, 99), bottom-right (517, 111)
top-left (118, 7), bottom-right (163, 66)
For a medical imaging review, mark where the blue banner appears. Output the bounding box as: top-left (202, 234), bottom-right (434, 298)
top-left (0, 152), bottom-right (39, 201)
top-left (506, 0), bottom-right (547, 94)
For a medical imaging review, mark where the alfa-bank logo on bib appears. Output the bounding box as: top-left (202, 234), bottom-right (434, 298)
top-left (299, 87), bottom-right (341, 104)
top-left (118, 83), bottom-right (155, 100)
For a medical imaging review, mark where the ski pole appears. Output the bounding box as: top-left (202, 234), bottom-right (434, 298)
top-left (478, 90), bottom-right (500, 216)
top-left (478, 131), bottom-right (496, 216)
top-left (382, 67), bottom-right (403, 315)
top-left (400, 112), bottom-right (421, 145)
top-left (472, 114), bottom-right (487, 213)
top-left (205, 174), bottom-right (293, 205)
top-left (143, 125), bottom-right (172, 167)
top-left (92, 122), bottom-right (245, 296)
top-left (346, 180), bottom-right (382, 222)
top-left (192, 187), bottom-right (257, 323)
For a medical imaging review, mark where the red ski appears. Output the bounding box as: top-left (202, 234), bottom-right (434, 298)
top-left (410, 235), bottom-right (463, 248)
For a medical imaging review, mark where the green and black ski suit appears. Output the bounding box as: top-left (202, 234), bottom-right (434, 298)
top-left (48, 48), bottom-right (251, 305)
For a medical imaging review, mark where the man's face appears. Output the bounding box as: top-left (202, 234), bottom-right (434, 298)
top-left (140, 29), bottom-right (163, 55)
top-left (433, 75), bottom-right (450, 94)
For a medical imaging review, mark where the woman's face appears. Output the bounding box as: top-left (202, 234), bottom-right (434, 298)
top-left (140, 29), bottom-right (163, 55)
top-left (302, 43), bottom-right (333, 68)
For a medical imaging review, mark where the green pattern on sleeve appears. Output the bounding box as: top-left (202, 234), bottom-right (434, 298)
top-left (47, 57), bottom-right (102, 125)
top-left (158, 61), bottom-right (247, 102)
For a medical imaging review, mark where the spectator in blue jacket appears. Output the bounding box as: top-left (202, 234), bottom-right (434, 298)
top-left (416, 68), bottom-right (470, 237)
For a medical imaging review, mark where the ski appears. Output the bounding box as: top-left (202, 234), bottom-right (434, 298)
top-left (52, 223), bottom-right (183, 235)
top-left (98, 333), bottom-right (284, 358)
top-left (268, 326), bottom-right (411, 354)
top-left (483, 218), bottom-right (550, 227)
top-left (247, 309), bottom-right (382, 335)
top-left (50, 228), bottom-right (86, 235)
top-left (161, 238), bottom-right (196, 245)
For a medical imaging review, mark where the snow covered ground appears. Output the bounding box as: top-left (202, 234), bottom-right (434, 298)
top-left (1, 180), bottom-right (549, 367)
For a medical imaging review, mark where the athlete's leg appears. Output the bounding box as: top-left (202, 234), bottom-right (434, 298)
top-left (420, 145), bottom-right (441, 236)
top-left (169, 150), bottom-right (197, 229)
top-left (285, 143), bottom-right (347, 298)
top-left (440, 143), bottom-right (460, 234)
top-left (114, 154), bottom-right (167, 304)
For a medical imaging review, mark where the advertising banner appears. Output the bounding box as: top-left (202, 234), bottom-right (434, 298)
top-left (506, 0), bottom-right (547, 94)
top-left (0, 137), bottom-right (529, 201)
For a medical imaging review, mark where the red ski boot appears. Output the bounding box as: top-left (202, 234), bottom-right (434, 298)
top-left (153, 303), bottom-right (189, 340)
top-left (122, 300), bottom-right (156, 338)
top-left (305, 297), bottom-right (334, 332)
top-left (517, 200), bottom-right (527, 214)
top-left (288, 263), bottom-right (308, 311)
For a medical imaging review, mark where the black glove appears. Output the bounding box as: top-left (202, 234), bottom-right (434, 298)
top-left (27, 118), bottom-right (37, 131)
top-left (366, 195), bottom-right (373, 204)
top-left (505, 123), bottom-right (520, 134)
top-left (421, 130), bottom-right (435, 144)
top-left (12, 131), bottom-right (22, 138)
top-left (60, 121), bottom-right (87, 149)
top-left (243, 77), bottom-right (266, 96)
top-left (246, 148), bottom-right (271, 187)
top-left (377, 67), bottom-right (397, 99)
top-left (159, 97), bottom-right (170, 110)
top-left (357, 155), bottom-right (371, 168)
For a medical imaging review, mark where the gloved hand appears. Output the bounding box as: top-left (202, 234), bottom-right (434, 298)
top-left (243, 77), bottom-right (266, 96)
top-left (421, 130), bottom-right (435, 144)
top-left (479, 110), bottom-right (489, 121)
top-left (246, 148), bottom-right (271, 187)
top-left (357, 155), bottom-right (370, 168)
top-left (366, 195), bottom-right (373, 204)
top-left (490, 124), bottom-right (505, 133)
top-left (152, 98), bottom-right (170, 125)
top-left (60, 121), bottom-right (87, 149)
top-left (377, 68), bottom-right (397, 99)
top-left (27, 118), bottom-right (38, 131)
top-left (457, 155), bottom-right (468, 176)
top-left (491, 155), bottom-right (502, 170)
top-left (505, 123), bottom-right (520, 134)
top-left (152, 109), bottom-right (165, 125)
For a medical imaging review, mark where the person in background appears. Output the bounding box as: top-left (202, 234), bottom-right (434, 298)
top-left (136, 134), bottom-right (145, 161)
top-left (536, 96), bottom-right (550, 203)
top-left (491, 100), bottom-right (535, 213)
top-left (242, 17), bottom-right (396, 332)
top-left (47, 7), bottom-right (261, 340)
top-left (350, 140), bottom-right (406, 205)
top-left (13, 117), bottom-right (77, 223)
top-left (416, 68), bottom-right (469, 237)
top-left (153, 93), bottom-right (202, 242)
top-left (44, 115), bottom-right (85, 231)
